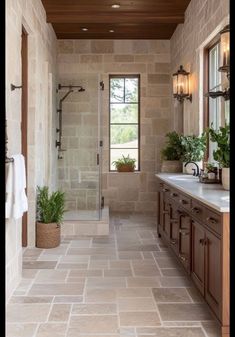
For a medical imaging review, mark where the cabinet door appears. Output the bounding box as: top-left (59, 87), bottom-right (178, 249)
top-left (205, 230), bottom-right (221, 320)
top-left (170, 202), bottom-right (179, 254)
top-left (162, 198), bottom-right (171, 243)
top-left (191, 219), bottom-right (205, 295)
top-left (178, 210), bottom-right (191, 272)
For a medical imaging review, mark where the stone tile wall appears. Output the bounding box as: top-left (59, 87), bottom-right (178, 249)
top-left (57, 40), bottom-right (173, 215)
top-left (170, 0), bottom-right (229, 135)
top-left (6, 0), bottom-right (57, 301)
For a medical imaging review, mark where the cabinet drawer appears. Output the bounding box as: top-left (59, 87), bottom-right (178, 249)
top-left (191, 200), bottom-right (204, 223)
top-left (178, 193), bottom-right (191, 210)
top-left (204, 208), bottom-right (221, 235)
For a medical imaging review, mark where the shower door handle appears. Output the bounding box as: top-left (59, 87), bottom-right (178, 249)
top-left (97, 153), bottom-right (99, 165)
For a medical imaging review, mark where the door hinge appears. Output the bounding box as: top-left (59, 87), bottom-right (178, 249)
top-left (97, 153), bottom-right (99, 165)
top-left (100, 140), bottom-right (103, 147)
top-left (101, 196), bottom-right (104, 208)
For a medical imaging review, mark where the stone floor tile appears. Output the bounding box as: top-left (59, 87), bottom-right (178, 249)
top-left (35, 270), bottom-right (68, 283)
top-left (72, 303), bottom-right (117, 315)
top-left (59, 255), bottom-right (89, 263)
top-left (118, 251), bottom-right (143, 259)
top-left (69, 315), bottom-right (119, 333)
top-left (23, 248), bottom-right (43, 258)
top-left (70, 239), bottom-right (91, 247)
top-left (69, 269), bottom-right (102, 277)
top-left (9, 296), bottom-right (53, 304)
top-left (6, 323), bottom-right (37, 337)
top-left (160, 268), bottom-right (186, 277)
top-left (53, 296), bottom-right (83, 303)
top-left (154, 257), bottom-right (180, 268)
top-left (127, 277), bottom-right (160, 288)
top-left (23, 261), bottom-right (57, 269)
top-left (119, 311), bottom-right (161, 326)
top-left (7, 304), bottom-right (51, 322)
top-left (48, 304), bottom-right (71, 321)
top-left (159, 276), bottom-right (192, 287)
top-left (152, 287), bottom-right (192, 303)
top-left (35, 323), bottom-right (67, 337)
top-left (22, 270), bottom-right (39, 279)
top-left (202, 321), bottom-right (221, 337)
top-left (86, 277), bottom-right (126, 288)
top-left (136, 327), bottom-right (206, 336)
top-left (109, 260), bottom-right (131, 269)
top-left (104, 269), bottom-right (133, 277)
top-left (158, 303), bottom-right (213, 321)
top-left (116, 288), bottom-right (152, 298)
top-left (186, 287), bottom-right (204, 303)
top-left (89, 260), bottom-right (109, 269)
top-left (118, 297), bottom-right (156, 311)
top-left (56, 263), bottom-right (88, 269)
top-left (85, 288), bottom-right (116, 303)
top-left (28, 283), bottom-right (84, 296)
top-left (132, 265), bottom-right (161, 276)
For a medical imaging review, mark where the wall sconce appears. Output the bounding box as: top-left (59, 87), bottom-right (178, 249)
top-left (218, 24), bottom-right (230, 79)
top-left (205, 24), bottom-right (230, 101)
top-left (173, 65), bottom-right (192, 103)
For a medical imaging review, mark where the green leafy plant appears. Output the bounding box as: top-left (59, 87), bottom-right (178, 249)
top-left (204, 162), bottom-right (217, 173)
top-left (180, 133), bottom-right (207, 162)
top-left (112, 154), bottom-right (136, 171)
top-left (161, 131), bottom-right (184, 161)
top-left (206, 123), bottom-right (230, 168)
top-left (36, 186), bottom-right (66, 224)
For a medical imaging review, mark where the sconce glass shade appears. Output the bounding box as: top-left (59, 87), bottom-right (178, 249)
top-left (219, 25), bottom-right (230, 76)
top-left (172, 65), bottom-right (192, 102)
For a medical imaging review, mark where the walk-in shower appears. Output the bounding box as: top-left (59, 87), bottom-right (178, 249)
top-left (56, 75), bottom-right (102, 222)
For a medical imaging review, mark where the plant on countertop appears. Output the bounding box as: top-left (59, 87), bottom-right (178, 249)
top-left (204, 162), bottom-right (218, 173)
top-left (161, 131), bottom-right (184, 161)
top-left (180, 133), bottom-right (207, 162)
top-left (36, 186), bottom-right (66, 224)
top-left (112, 154), bottom-right (136, 172)
top-left (206, 123), bottom-right (230, 168)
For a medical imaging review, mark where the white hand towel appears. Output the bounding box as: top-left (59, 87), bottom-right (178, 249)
top-left (12, 154), bottom-right (28, 219)
top-left (5, 163), bottom-right (13, 218)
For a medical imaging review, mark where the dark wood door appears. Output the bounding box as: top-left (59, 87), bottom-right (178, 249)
top-left (178, 210), bottom-right (191, 272)
top-left (191, 219), bottom-right (205, 295)
top-left (169, 202), bottom-right (179, 254)
top-left (162, 198), bottom-right (171, 244)
top-left (205, 229), bottom-right (221, 319)
top-left (21, 26), bottom-right (28, 247)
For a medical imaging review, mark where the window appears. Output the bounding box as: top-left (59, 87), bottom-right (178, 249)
top-left (109, 75), bottom-right (140, 171)
top-left (204, 41), bottom-right (229, 163)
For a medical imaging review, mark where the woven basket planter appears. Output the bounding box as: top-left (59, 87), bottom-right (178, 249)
top-left (117, 164), bottom-right (135, 172)
top-left (36, 222), bottom-right (61, 248)
top-left (161, 160), bottom-right (182, 173)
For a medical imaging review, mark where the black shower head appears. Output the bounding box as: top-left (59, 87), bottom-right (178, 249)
top-left (78, 87), bottom-right (85, 92)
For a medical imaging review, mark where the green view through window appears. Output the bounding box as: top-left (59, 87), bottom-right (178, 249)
top-left (109, 75), bottom-right (140, 171)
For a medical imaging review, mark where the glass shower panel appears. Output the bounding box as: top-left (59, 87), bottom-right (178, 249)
top-left (57, 73), bottom-right (101, 221)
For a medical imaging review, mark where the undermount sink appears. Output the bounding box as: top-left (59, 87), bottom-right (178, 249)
top-left (168, 175), bottom-right (198, 182)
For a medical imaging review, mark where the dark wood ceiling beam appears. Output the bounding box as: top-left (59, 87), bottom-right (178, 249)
top-left (47, 13), bottom-right (184, 24)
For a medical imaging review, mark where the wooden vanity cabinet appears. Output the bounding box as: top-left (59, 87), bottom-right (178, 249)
top-left (156, 177), bottom-right (229, 337)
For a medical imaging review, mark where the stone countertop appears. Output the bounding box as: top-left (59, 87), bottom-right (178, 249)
top-left (155, 173), bottom-right (230, 213)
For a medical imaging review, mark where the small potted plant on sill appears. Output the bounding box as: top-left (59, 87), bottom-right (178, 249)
top-left (112, 154), bottom-right (136, 172)
top-left (207, 123), bottom-right (230, 190)
top-left (36, 186), bottom-right (66, 248)
top-left (204, 162), bottom-right (218, 180)
top-left (180, 133), bottom-right (207, 174)
top-left (160, 131), bottom-right (184, 173)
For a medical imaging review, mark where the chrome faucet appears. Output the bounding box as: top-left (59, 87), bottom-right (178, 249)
top-left (184, 161), bottom-right (200, 176)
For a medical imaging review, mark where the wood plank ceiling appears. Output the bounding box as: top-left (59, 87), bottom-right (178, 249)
top-left (41, 0), bottom-right (191, 39)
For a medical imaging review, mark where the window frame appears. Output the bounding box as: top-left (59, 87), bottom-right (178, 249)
top-left (109, 74), bottom-right (141, 172)
top-left (203, 35), bottom-right (220, 163)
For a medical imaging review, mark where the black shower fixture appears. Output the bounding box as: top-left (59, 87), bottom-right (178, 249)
top-left (57, 84), bottom-right (85, 92)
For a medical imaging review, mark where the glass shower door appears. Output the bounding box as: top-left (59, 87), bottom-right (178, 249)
top-left (57, 73), bottom-right (101, 221)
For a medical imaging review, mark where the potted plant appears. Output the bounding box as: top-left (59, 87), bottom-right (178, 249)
top-left (204, 162), bottom-right (218, 180)
top-left (160, 131), bottom-right (184, 173)
top-left (112, 154), bottom-right (136, 172)
top-left (207, 123), bottom-right (230, 190)
top-left (36, 186), bottom-right (66, 248)
top-left (180, 133), bottom-right (207, 174)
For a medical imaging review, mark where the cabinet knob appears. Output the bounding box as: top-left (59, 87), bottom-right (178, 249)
top-left (206, 217), bottom-right (217, 224)
top-left (179, 254), bottom-right (187, 262)
top-left (191, 207), bottom-right (200, 214)
top-left (199, 238), bottom-right (206, 245)
top-left (170, 239), bottom-right (177, 245)
top-left (180, 199), bottom-right (188, 204)
top-left (179, 229), bottom-right (189, 236)
top-left (170, 192), bottom-right (178, 197)
top-left (162, 188), bottom-right (169, 192)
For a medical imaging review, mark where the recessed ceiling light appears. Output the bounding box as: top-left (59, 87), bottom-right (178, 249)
top-left (111, 4), bottom-right (120, 8)
top-left (82, 27), bottom-right (88, 31)
top-left (109, 30), bottom-right (114, 33)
